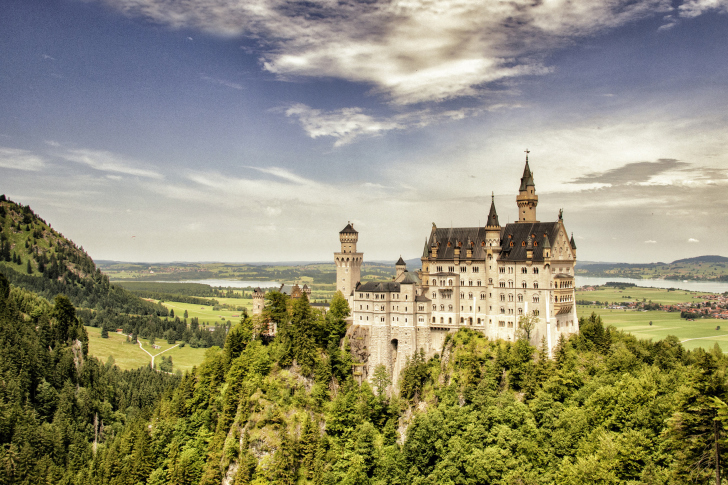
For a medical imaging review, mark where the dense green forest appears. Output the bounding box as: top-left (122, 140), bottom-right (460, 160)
top-left (14, 288), bottom-right (718, 485)
top-left (0, 274), bottom-right (179, 484)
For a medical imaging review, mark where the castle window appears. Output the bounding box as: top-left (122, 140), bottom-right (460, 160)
top-left (448, 317), bottom-right (452, 323)
top-left (499, 320), bottom-right (505, 327)
top-left (522, 281), bottom-right (527, 288)
top-left (533, 282), bottom-right (539, 289)
top-left (517, 294), bottom-right (523, 302)
top-left (534, 241), bottom-right (538, 246)
top-left (473, 267), bottom-right (480, 273)
top-left (499, 267), bottom-right (505, 274)
top-left (509, 281), bottom-right (514, 288)
top-left (522, 241), bottom-right (526, 247)
top-left (468, 292), bottom-right (473, 299)
top-left (477, 280), bottom-right (482, 286)
top-left (533, 268), bottom-right (539, 274)
top-left (440, 305), bottom-right (445, 311)
top-left (477, 318), bottom-right (481, 324)
top-left (432, 305), bottom-right (435, 311)
top-left (488, 278), bottom-right (493, 284)
top-left (533, 310), bottom-right (540, 316)
top-left (432, 292), bottom-right (436, 299)
top-left (521, 267), bottom-right (527, 274)
top-left (460, 292), bottom-right (465, 299)
top-left (460, 317), bottom-right (464, 323)
top-left (448, 279), bottom-right (453, 286)
top-left (448, 266), bottom-right (455, 272)
top-left (508, 321), bottom-right (514, 327)
top-left (508, 294), bottom-right (513, 302)
top-left (510, 241), bottom-right (514, 247)
top-left (500, 294), bottom-right (505, 301)
top-left (509, 309), bottom-right (513, 314)
top-left (448, 305), bottom-right (453, 311)
top-left (500, 307), bottom-right (505, 314)
top-left (480, 293), bottom-right (485, 299)
top-left (460, 266), bottom-right (466, 273)
top-left (518, 308), bottom-right (523, 315)
top-left (500, 282), bottom-right (506, 288)
top-left (432, 317), bottom-right (436, 323)
top-left (487, 254), bottom-right (492, 260)
top-left (533, 295), bottom-right (540, 303)
top-left (440, 317), bottom-right (444, 323)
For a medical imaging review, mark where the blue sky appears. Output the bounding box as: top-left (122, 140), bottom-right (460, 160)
top-left (1, 0), bottom-right (727, 263)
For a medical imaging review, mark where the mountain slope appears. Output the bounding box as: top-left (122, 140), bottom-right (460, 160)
top-left (0, 195), bottom-right (167, 316)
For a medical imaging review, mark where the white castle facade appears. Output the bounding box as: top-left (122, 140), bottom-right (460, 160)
top-left (337, 156), bottom-right (579, 382)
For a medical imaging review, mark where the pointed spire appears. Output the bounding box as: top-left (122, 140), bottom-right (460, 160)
top-left (422, 239), bottom-right (429, 258)
top-left (519, 151), bottom-right (536, 191)
top-left (570, 233), bottom-right (577, 249)
top-left (542, 234), bottom-right (551, 249)
top-left (396, 255), bottom-right (406, 266)
top-left (487, 192), bottom-right (500, 227)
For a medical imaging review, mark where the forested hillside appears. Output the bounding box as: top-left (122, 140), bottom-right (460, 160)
top-left (0, 274), bottom-right (179, 484)
top-left (59, 290), bottom-right (728, 485)
top-left (0, 195), bottom-right (167, 317)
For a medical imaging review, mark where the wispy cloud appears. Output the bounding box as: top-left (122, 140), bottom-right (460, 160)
top-left (678, 0), bottom-right (728, 17)
top-left (570, 159), bottom-right (690, 186)
top-left (284, 102), bottom-right (509, 145)
top-left (645, 240), bottom-right (657, 243)
top-left (200, 74), bottom-right (243, 90)
top-left (688, 238), bottom-right (700, 243)
top-left (59, 148), bottom-right (164, 179)
top-left (96, 0), bottom-right (706, 106)
top-left (0, 147), bottom-right (47, 171)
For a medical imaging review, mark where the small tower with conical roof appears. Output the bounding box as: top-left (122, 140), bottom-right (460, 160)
top-left (334, 222), bottom-right (363, 298)
top-left (516, 150), bottom-right (539, 223)
top-left (485, 192), bottom-right (501, 250)
top-left (395, 256), bottom-right (406, 279)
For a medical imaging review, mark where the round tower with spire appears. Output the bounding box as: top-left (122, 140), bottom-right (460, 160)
top-left (516, 150), bottom-right (539, 223)
top-left (485, 192), bottom-right (502, 250)
top-left (334, 222), bottom-right (363, 299)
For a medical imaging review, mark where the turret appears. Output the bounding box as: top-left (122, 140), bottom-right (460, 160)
top-left (396, 256), bottom-right (406, 278)
top-left (485, 193), bottom-right (501, 249)
top-left (252, 287), bottom-right (265, 315)
top-left (543, 234), bottom-right (552, 260)
top-left (570, 233), bottom-right (577, 257)
top-left (339, 222), bottom-right (358, 253)
top-left (516, 150), bottom-right (539, 223)
top-left (335, 222), bottom-right (363, 298)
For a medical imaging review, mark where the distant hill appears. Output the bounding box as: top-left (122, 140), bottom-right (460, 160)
top-left (0, 195), bottom-right (167, 316)
top-left (672, 255), bottom-right (728, 264)
top-left (575, 254), bottom-right (728, 282)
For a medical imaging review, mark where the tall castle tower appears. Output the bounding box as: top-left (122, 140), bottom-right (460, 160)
top-left (334, 222), bottom-right (363, 298)
top-left (516, 150), bottom-right (539, 223)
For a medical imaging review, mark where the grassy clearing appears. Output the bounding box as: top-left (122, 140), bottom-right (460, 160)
top-left (577, 307), bottom-right (727, 351)
top-left (85, 326), bottom-right (207, 372)
top-left (157, 300), bottom-right (248, 325)
top-left (577, 286), bottom-right (707, 305)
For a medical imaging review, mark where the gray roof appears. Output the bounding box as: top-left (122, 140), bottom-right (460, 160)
top-left (415, 294), bottom-right (431, 302)
top-left (426, 227), bottom-right (489, 260)
top-left (357, 281), bottom-right (401, 292)
top-left (396, 256), bottom-right (406, 266)
top-left (499, 222), bottom-right (561, 262)
top-left (397, 271), bottom-right (422, 285)
top-left (340, 223), bottom-right (357, 234)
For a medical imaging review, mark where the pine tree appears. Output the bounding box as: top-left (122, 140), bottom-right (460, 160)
top-left (26, 259), bottom-right (32, 274)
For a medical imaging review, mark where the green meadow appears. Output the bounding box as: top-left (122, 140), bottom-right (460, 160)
top-left (576, 306), bottom-right (728, 351)
top-left (157, 299), bottom-right (250, 325)
top-left (85, 325), bottom-right (207, 372)
top-left (577, 285), bottom-right (708, 305)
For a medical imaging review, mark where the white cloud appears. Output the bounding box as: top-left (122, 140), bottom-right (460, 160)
top-left (200, 74), bottom-right (243, 90)
top-left (98, 0), bottom-right (683, 105)
top-left (678, 0), bottom-right (728, 17)
top-left (60, 148), bottom-right (164, 179)
top-left (284, 102), bottom-right (507, 145)
top-left (688, 238), bottom-right (700, 243)
top-left (645, 240), bottom-right (657, 243)
top-left (0, 147), bottom-right (47, 171)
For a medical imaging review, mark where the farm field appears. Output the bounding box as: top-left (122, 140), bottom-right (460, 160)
top-left (576, 307), bottom-right (727, 351)
top-left (157, 299), bottom-right (250, 325)
top-left (576, 286), bottom-right (708, 305)
top-left (85, 326), bottom-right (207, 372)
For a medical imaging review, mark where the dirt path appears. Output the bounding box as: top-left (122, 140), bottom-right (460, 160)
top-left (137, 340), bottom-right (180, 369)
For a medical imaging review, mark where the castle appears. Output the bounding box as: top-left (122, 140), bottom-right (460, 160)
top-left (339, 155), bottom-right (578, 382)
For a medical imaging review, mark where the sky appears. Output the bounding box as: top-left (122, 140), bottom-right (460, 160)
top-left (1, 0), bottom-right (727, 264)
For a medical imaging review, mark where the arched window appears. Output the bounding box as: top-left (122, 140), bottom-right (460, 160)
top-left (432, 316), bottom-right (436, 323)
top-left (460, 317), bottom-right (464, 323)
top-left (517, 294), bottom-right (523, 302)
top-left (431, 279), bottom-right (436, 285)
top-left (448, 304), bottom-right (453, 311)
top-left (500, 294), bottom-right (505, 301)
top-left (480, 293), bottom-right (486, 299)
top-left (508, 294), bottom-right (514, 302)
top-left (460, 292), bottom-right (465, 299)
top-left (533, 268), bottom-right (539, 274)
top-left (522, 281), bottom-right (527, 288)
top-left (440, 304), bottom-right (445, 311)
top-left (448, 317), bottom-right (452, 323)
top-left (468, 292), bottom-right (473, 299)
top-left (533, 295), bottom-right (540, 303)
top-left (448, 279), bottom-right (453, 286)
top-left (440, 317), bottom-right (444, 323)
top-left (521, 267), bottom-right (527, 274)
top-left (533, 282), bottom-right (539, 289)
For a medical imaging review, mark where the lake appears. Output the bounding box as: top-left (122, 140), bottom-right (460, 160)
top-left (576, 276), bottom-right (728, 294)
top-left (177, 279), bottom-right (281, 288)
